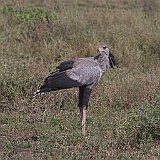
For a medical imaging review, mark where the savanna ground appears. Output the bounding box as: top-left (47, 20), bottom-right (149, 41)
top-left (0, 0), bottom-right (160, 159)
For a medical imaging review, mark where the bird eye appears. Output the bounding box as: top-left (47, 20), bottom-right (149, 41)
top-left (103, 46), bottom-right (106, 49)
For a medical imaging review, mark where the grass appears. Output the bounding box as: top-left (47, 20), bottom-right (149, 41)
top-left (0, 0), bottom-right (160, 159)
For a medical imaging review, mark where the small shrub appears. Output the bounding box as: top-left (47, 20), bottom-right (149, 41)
top-left (0, 5), bottom-right (57, 24)
top-left (16, 6), bottom-right (57, 25)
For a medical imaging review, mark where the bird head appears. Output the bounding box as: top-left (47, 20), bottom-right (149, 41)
top-left (98, 44), bottom-right (110, 53)
top-left (97, 44), bottom-right (118, 68)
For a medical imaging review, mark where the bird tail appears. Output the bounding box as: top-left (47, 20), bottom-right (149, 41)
top-left (33, 88), bottom-right (52, 97)
top-left (33, 71), bottom-right (81, 97)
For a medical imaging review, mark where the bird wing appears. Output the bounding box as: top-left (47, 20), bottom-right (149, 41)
top-left (66, 58), bottom-right (102, 87)
top-left (34, 58), bottom-right (102, 95)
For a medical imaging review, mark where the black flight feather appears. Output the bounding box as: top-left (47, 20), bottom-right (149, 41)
top-left (39, 71), bottom-right (81, 93)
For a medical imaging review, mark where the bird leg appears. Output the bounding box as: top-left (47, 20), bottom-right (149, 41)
top-left (79, 86), bottom-right (92, 136)
top-left (79, 106), bottom-right (87, 135)
top-left (82, 106), bottom-right (87, 136)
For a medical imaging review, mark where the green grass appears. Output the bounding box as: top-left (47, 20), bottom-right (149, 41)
top-left (0, 0), bottom-right (160, 159)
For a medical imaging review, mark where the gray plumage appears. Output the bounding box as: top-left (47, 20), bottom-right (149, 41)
top-left (33, 44), bottom-right (117, 135)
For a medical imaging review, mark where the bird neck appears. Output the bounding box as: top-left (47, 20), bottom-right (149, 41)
top-left (94, 51), bottom-right (110, 73)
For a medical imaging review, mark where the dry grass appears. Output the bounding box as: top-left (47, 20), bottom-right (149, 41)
top-left (0, 0), bottom-right (160, 159)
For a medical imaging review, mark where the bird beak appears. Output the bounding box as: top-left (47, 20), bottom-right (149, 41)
top-left (109, 51), bottom-right (118, 68)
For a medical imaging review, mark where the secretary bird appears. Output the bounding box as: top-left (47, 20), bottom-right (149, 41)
top-left (34, 44), bottom-right (117, 135)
